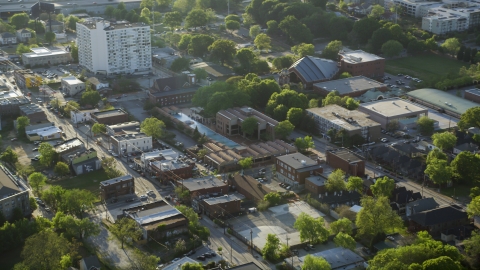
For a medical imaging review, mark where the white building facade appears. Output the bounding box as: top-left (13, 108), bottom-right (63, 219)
top-left (61, 76), bottom-right (86, 96)
top-left (111, 133), bottom-right (152, 154)
top-left (70, 109), bottom-right (99, 124)
top-left (76, 18), bottom-right (152, 75)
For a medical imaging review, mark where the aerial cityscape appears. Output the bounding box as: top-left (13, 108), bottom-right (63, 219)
top-left (1, 0), bottom-right (480, 269)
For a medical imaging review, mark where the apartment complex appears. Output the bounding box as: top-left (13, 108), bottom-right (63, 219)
top-left (338, 50), bottom-right (385, 79)
top-left (216, 106), bottom-right (279, 140)
top-left (306, 105), bottom-right (382, 142)
top-left (275, 153), bottom-right (323, 188)
top-left (22, 47), bottom-right (72, 66)
top-left (99, 175), bottom-right (135, 200)
top-left (0, 166), bottom-right (30, 220)
top-left (76, 18), bottom-right (151, 75)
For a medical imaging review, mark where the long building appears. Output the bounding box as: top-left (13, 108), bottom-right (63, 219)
top-left (76, 18), bottom-right (151, 75)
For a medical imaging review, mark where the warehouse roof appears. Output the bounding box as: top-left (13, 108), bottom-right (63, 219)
top-left (407, 88), bottom-right (478, 116)
top-left (359, 98), bottom-right (428, 117)
top-left (289, 56), bottom-right (339, 83)
top-left (313, 76), bottom-right (386, 95)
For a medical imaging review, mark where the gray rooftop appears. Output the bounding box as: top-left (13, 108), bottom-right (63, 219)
top-left (125, 201), bottom-right (183, 226)
top-left (407, 88), bottom-right (478, 115)
top-left (100, 175), bottom-right (134, 186)
top-left (149, 86), bottom-right (199, 97)
top-left (181, 176), bottom-right (227, 192)
top-left (276, 153), bottom-right (318, 169)
top-left (151, 160), bottom-right (191, 171)
top-left (0, 166), bottom-right (22, 199)
top-left (465, 88), bottom-right (480, 97)
top-left (92, 108), bottom-right (127, 118)
top-left (203, 193), bottom-right (245, 205)
top-left (299, 247), bottom-right (364, 269)
top-left (313, 76), bottom-right (386, 95)
top-left (307, 105), bottom-right (381, 131)
top-left (339, 50), bottom-right (384, 64)
top-left (328, 148), bottom-right (363, 163)
top-left (359, 98), bottom-right (428, 117)
top-left (55, 138), bottom-right (84, 153)
top-left (290, 56), bottom-right (339, 83)
top-left (305, 175), bottom-right (327, 187)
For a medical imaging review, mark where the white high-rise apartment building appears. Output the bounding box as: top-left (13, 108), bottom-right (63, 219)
top-left (76, 18), bottom-right (151, 75)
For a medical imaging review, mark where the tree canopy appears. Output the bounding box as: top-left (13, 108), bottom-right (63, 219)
top-left (431, 131), bottom-right (457, 150)
top-left (293, 212), bottom-right (329, 244)
top-left (192, 82), bottom-right (250, 116)
top-left (39, 142), bottom-right (56, 167)
top-left (275, 120), bottom-right (295, 139)
top-left (458, 107), bottom-right (480, 130)
top-left (325, 169), bottom-right (347, 192)
top-left (370, 176), bottom-right (395, 198)
top-left (355, 196), bottom-right (403, 239)
top-left (416, 116), bottom-right (435, 135)
top-left (302, 254), bottom-right (331, 270)
top-left (140, 117), bottom-right (166, 139)
top-left (110, 217), bottom-right (143, 248)
top-left (209, 39), bottom-right (237, 65)
top-left (451, 151), bottom-right (480, 184)
top-left (295, 136), bottom-right (314, 153)
top-left (241, 117), bottom-right (258, 137)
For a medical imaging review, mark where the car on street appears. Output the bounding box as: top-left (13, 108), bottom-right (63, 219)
top-left (140, 195), bottom-right (148, 201)
top-left (35, 197), bottom-right (45, 206)
top-left (31, 157), bottom-right (39, 161)
top-left (380, 138), bottom-right (388, 143)
top-left (32, 148), bottom-right (39, 151)
top-left (44, 207), bottom-right (51, 212)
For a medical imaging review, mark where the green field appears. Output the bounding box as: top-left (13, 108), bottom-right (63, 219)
top-left (385, 53), bottom-right (467, 80)
top-left (53, 170), bottom-right (109, 195)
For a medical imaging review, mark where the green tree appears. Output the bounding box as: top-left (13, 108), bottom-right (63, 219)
top-left (416, 116), bottom-right (435, 135)
top-left (193, 68), bottom-right (208, 81)
top-left (292, 43), bottom-right (315, 58)
top-left (16, 43), bottom-right (31, 55)
top-left (185, 9), bottom-right (208, 29)
top-left (370, 176), bottom-right (395, 198)
top-left (302, 254), bottom-right (331, 270)
top-left (16, 115), bottom-right (30, 136)
top-left (286, 107), bottom-right (303, 127)
top-left (29, 197), bottom-right (38, 212)
top-left (266, 20), bottom-right (278, 35)
top-left (170, 57), bottom-right (190, 72)
top-left (238, 157), bottom-right (253, 169)
top-left (369, 4), bottom-right (385, 18)
top-left (279, 15), bottom-right (313, 44)
top-left (254, 33), bottom-right (271, 51)
top-left (334, 232), bottom-right (356, 250)
top-left (425, 158), bottom-right (453, 186)
top-left (294, 212), bottom-right (330, 244)
top-left (209, 39), bottom-right (237, 65)
top-left (226, 20), bottom-right (240, 33)
top-left (131, 248), bottom-right (161, 270)
top-left (464, 231), bottom-right (480, 267)
top-left (45, 32), bottom-right (56, 44)
top-left (80, 89), bottom-right (101, 106)
top-left (262, 234), bottom-right (280, 260)
top-left (381, 40), bottom-right (403, 57)
top-left (54, 162), bottom-right (70, 176)
top-left (329, 217), bottom-right (353, 235)
top-left (346, 176), bottom-right (363, 193)
top-left (53, 212), bottom-right (100, 240)
top-left (426, 148), bottom-right (447, 164)
top-left (431, 131), bottom-right (457, 150)
top-left (351, 17), bottom-right (381, 44)
top-left (66, 15), bottom-right (80, 30)
top-left (275, 120), bottom-right (295, 139)
top-left (295, 136), bottom-right (314, 153)
top-left (105, 6), bottom-right (115, 17)
top-left (181, 262), bottom-right (204, 270)
top-left (249, 25), bottom-right (261, 38)
top-left (101, 157), bottom-right (122, 179)
top-left (339, 72), bottom-right (352, 79)
top-left (264, 192), bottom-right (281, 205)
top-left (370, 28), bottom-right (393, 53)
top-left (59, 189), bottom-right (97, 218)
top-left (422, 256), bottom-right (462, 270)
top-left (225, 14), bottom-right (241, 23)
top-left (272, 55), bottom-right (294, 70)
top-left (236, 48), bottom-right (257, 73)
top-left (188, 34), bottom-right (214, 57)
top-left (141, 117), bottom-right (166, 139)
top-left (326, 169), bottom-right (347, 192)
top-left (309, 98), bottom-right (320, 108)
top-left (91, 123), bottom-right (106, 135)
top-left (356, 196), bottom-right (404, 239)
top-left (64, 101), bottom-right (80, 116)
top-left (111, 217), bottom-right (143, 249)
top-left (164, 11), bottom-right (183, 31)
top-left (70, 44), bottom-right (78, 62)
top-left (451, 151), bottom-right (480, 184)
top-left (458, 107), bottom-right (480, 130)
top-left (442, 38), bottom-right (461, 56)
top-left (38, 142), bottom-right (56, 167)
top-left (322, 40), bottom-right (342, 60)
top-left (467, 196), bottom-right (480, 218)
top-left (0, 147), bottom-right (18, 165)
top-left (18, 230), bottom-right (74, 270)
top-left (241, 117), bottom-right (258, 137)
top-left (9, 13), bottom-right (30, 29)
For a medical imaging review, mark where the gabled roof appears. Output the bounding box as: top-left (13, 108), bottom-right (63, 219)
top-left (17, 29), bottom-right (31, 34)
top-left (0, 32), bottom-right (16, 38)
top-left (151, 74), bottom-right (188, 92)
top-left (455, 142), bottom-right (478, 152)
top-left (406, 197), bottom-right (439, 214)
top-left (410, 205), bottom-right (467, 226)
top-left (289, 56), bottom-right (339, 83)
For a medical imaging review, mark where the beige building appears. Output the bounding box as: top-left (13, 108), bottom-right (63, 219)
top-left (306, 105), bottom-right (382, 143)
top-left (357, 98), bottom-right (428, 130)
top-left (61, 76), bottom-right (85, 96)
top-left (216, 107), bottom-right (279, 140)
top-left (22, 47), bottom-right (72, 67)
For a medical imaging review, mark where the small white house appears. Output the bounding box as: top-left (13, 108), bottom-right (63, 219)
top-left (61, 76), bottom-right (85, 96)
top-left (16, 29), bottom-right (32, 43)
top-left (0, 32), bottom-right (17, 45)
top-left (70, 109), bottom-right (99, 124)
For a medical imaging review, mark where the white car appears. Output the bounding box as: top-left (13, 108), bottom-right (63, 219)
top-left (380, 138), bottom-right (388, 143)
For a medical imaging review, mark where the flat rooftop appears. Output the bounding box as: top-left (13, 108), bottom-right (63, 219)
top-left (19, 103), bottom-right (44, 115)
top-left (203, 193), bottom-right (245, 205)
top-left (465, 88), bottom-right (480, 97)
top-left (339, 50), bottom-right (384, 64)
top-left (100, 175), bottom-right (134, 186)
top-left (313, 76), bottom-right (386, 95)
top-left (151, 160), bottom-right (190, 171)
top-left (328, 148), bottom-right (363, 163)
top-left (125, 200), bottom-right (184, 226)
top-left (181, 175), bottom-right (227, 192)
top-left (23, 47), bottom-right (70, 58)
top-left (276, 153), bottom-right (317, 169)
top-left (113, 132), bottom-right (150, 141)
top-left (107, 121), bottom-right (140, 134)
top-left (407, 88), bottom-right (478, 115)
top-left (79, 19), bottom-right (150, 30)
top-left (61, 76), bottom-right (84, 85)
top-left (0, 91), bottom-right (29, 105)
top-left (299, 247), bottom-right (364, 269)
top-left (359, 98), bottom-right (428, 117)
top-left (55, 138), bottom-right (84, 153)
top-left (92, 108), bottom-right (127, 118)
top-left (307, 105), bottom-right (380, 131)
top-left (26, 125), bottom-right (61, 137)
top-left (305, 175), bottom-right (327, 187)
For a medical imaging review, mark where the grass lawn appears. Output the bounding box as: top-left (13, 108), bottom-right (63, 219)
top-left (52, 169), bottom-right (110, 196)
top-left (385, 53), bottom-right (467, 81)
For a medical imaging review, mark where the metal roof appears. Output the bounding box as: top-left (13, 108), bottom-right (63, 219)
top-left (290, 56), bottom-right (339, 83)
top-left (407, 88), bottom-right (478, 115)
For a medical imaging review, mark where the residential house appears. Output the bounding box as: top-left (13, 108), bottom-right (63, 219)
top-left (16, 29), bottom-right (32, 43)
top-left (0, 32), bottom-right (17, 45)
top-left (87, 77), bottom-right (110, 91)
top-left (441, 225), bottom-right (475, 245)
top-left (391, 143), bottom-right (422, 158)
top-left (453, 142), bottom-right (478, 155)
top-left (291, 247), bottom-right (364, 270)
top-left (275, 153), bottom-right (323, 189)
top-left (409, 205), bottom-right (469, 235)
top-left (405, 198), bottom-right (439, 218)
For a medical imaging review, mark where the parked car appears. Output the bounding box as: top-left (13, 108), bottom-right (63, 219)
top-left (196, 256), bottom-right (206, 261)
top-left (380, 138), bottom-right (388, 143)
top-left (35, 197), bottom-right (45, 206)
top-left (32, 148), bottom-right (39, 151)
top-left (140, 195), bottom-right (148, 201)
top-left (126, 198), bottom-right (135, 202)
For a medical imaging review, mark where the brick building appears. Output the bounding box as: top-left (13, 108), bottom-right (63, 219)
top-left (313, 76), bottom-right (387, 98)
top-left (464, 89), bottom-right (480, 103)
top-left (339, 50), bottom-right (385, 79)
top-left (230, 174), bottom-right (273, 202)
top-left (149, 159), bottom-right (194, 184)
top-left (178, 176), bottom-right (228, 198)
top-left (326, 148), bottom-right (365, 176)
top-left (13, 69), bottom-right (42, 88)
top-left (99, 175), bottom-right (135, 201)
top-left (306, 105), bottom-right (382, 143)
top-left (194, 193), bottom-right (245, 218)
top-left (0, 91), bottom-right (30, 116)
top-left (275, 153), bottom-right (323, 189)
top-left (216, 106), bottom-right (279, 140)
top-left (305, 175), bottom-right (328, 197)
top-left (288, 55), bottom-right (340, 89)
top-left (19, 103), bottom-right (47, 123)
top-left (148, 74), bottom-right (199, 106)
top-left (91, 109), bottom-right (129, 125)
